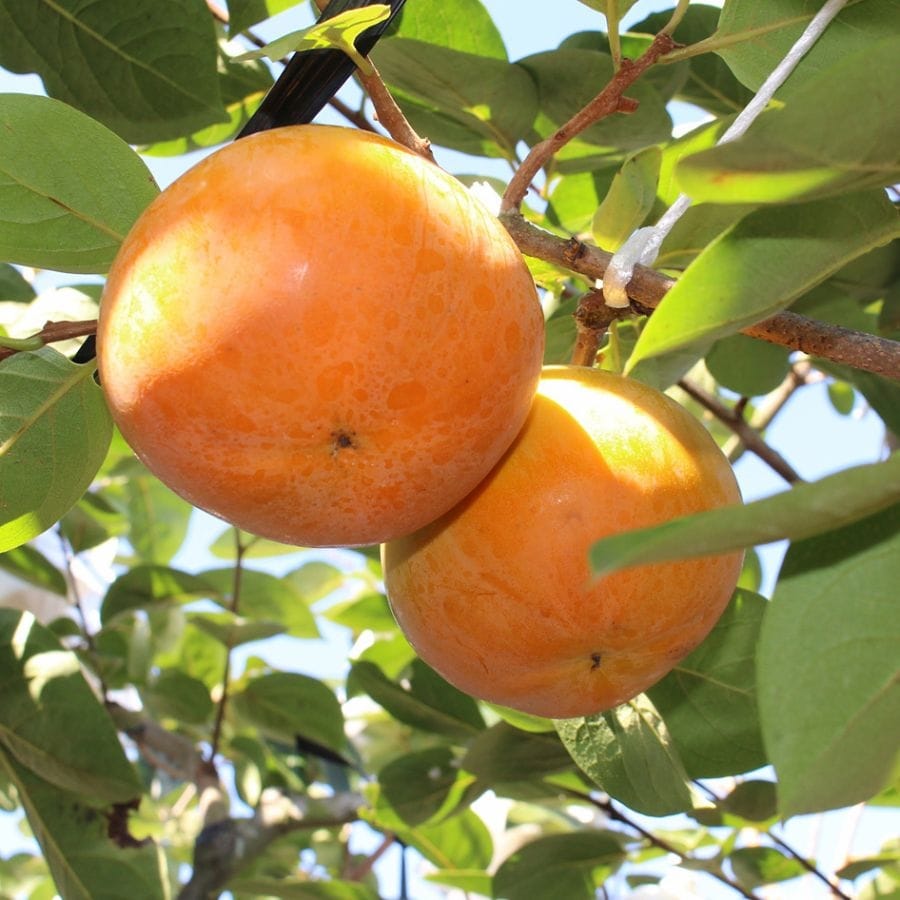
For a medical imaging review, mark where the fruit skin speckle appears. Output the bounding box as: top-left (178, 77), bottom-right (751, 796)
top-left (97, 125), bottom-right (544, 548)
top-left (383, 366), bottom-right (744, 720)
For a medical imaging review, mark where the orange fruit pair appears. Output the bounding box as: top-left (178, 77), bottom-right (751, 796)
top-left (100, 125), bottom-right (742, 718)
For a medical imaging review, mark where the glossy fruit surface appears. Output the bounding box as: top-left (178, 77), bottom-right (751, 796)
top-left (98, 125), bottom-right (544, 547)
top-left (383, 366), bottom-right (743, 718)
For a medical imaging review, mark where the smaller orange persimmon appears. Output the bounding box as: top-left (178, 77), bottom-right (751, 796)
top-left (97, 125), bottom-right (544, 548)
top-left (382, 366), bottom-right (744, 719)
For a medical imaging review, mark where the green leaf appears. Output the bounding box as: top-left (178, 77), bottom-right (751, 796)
top-left (326, 593), bottom-right (397, 634)
top-left (227, 0), bottom-right (304, 38)
top-left (237, 5), bottom-right (391, 74)
top-left (101, 565), bottom-right (214, 625)
top-left (0, 544), bottom-right (66, 596)
top-left (425, 870), bottom-right (494, 897)
top-left (556, 695), bottom-right (693, 816)
top-left (374, 38), bottom-right (538, 158)
top-left (231, 671), bottom-right (346, 754)
top-left (188, 611), bottom-right (285, 647)
top-left (677, 38), bottom-right (900, 204)
top-left (590, 454), bottom-right (900, 578)
top-left (729, 847), bottom-right (806, 890)
top-left (706, 334), bottom-right (790, 397)
top-left (0, 609), bottom-right (140, 802)
top-left (285, 560), bottom-right (346, 604)
top-left (758, 504), bottom-right (900, 817)
top-left (626, 191), bottom-right (900, 369)
top-left (378, 746), bottom-right (474, 827)
top-left (401, 808), bottom-right (493, 871)
top-left (0, 264), bottom-right (35, 302)
top-left (142, 44), bottom-right (273, 156)
top-left (546, 167), bottom-right (619, 234)
top-left (715, 0), bottom-right (900, 97)
top-left (60, 490), bottom-right (128, 554)
top-left (389, 0), bottom-right (507, 58)
top-left (493, 832), bottom-right (627, 900)
top-left (461, 722), bottom-right (573, 784)
top-left (105, 469), bottom-right (194, 565)
top-left (348, 661), bottom-right (484, 740)
top-left (0, 0), bottom-right (225, 144)
top-left (142, 668), bottom-right (213, 724)
top-left (591, 147), bottom-right (661, 252)
top-left (156, 619), bottom-right (226, 689)
top-left (575, 0), bottom-right (639, 16)
top-left (720, 780), bottom-right (778, 824)
top-left (0, 94), bottom-right (158, 273)
top-left (228, 878), bottom-right (377, 900)
top-left (201, 568), bottom-right (320, 638)
top-left (0, 348), bottom-right (112, 553)
top-left (208, 527), bottom-right (303, 558)
top-left (633, 6), bottom-right (753, 115)
top-left (0, 748), bottom-right (167, 900)
top-left (648, 590), bottom-right (767, 778)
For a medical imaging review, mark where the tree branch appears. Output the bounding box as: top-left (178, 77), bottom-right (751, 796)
top-left (500, 214), bottom-right (900, 381)
top-left (0, 319), bottom-right (97, 362)
top-left (177, 789), bottom-right (364, 900)
top-left (501, 32), bottom-right (677, 213)
top-left (677, 378), bottom-right (803, 484)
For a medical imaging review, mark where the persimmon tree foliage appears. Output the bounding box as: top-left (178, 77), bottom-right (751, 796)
top-left (0, 0), bottom-right (899, 898)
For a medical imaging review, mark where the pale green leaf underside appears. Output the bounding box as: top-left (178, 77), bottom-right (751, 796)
top-left (0, 94), bottom-right (159, 273)
top-left (758, 505), bottom-right (900, 817)
top-left (677, 37), bottom-right (900, 204)
top-left (589, 453), bottom-right (900, 577)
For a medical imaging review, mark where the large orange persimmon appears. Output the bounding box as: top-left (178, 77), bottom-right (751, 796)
top-left (98, 125), bottom-right (544, 547)
top-left (383, 366), bottom-right (743, 719)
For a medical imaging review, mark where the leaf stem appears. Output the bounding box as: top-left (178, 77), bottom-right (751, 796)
top-left (606, 0), bottom-right (623, 69)
top-left (661, 0), bottom-right (692, 35)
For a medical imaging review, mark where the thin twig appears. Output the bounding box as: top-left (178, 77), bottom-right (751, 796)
top-left (207, 528), bottom-right (246, 761)
top-left (695, 781), bottom-right (852, 900)
top-left (343, 832), bottom-right (396, 882)
top-left (356, 60), bottom-right (434, 159)
top-left (575, 792), bottom-right (762, 900)
top-left (501, 32), bottom-right (677, 213)
top-left (0, 320), bottom-right (97, 361)
top-left (678, 378), bottom-right (803, 484)
top-left (56, 529), bottom-right (109, 699)
top-left (499, 214), bottom-right (900, 381)
top-left (724, 362), bottom-right (815, 461)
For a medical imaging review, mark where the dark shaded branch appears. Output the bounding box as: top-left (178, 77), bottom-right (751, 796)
top-left (177, 790), bottom-right (364, 900)
top-left (500, 214), bottom-right (900, 381)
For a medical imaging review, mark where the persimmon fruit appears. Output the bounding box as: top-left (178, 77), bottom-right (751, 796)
top-left (98, 125), bottom-right (544, 547)
top-left (382, 366), bottom-right (743, 719)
